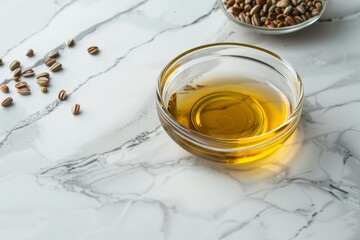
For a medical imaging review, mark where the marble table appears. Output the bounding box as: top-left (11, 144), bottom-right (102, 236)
top-left (1, 0), bottom-right (360, 239)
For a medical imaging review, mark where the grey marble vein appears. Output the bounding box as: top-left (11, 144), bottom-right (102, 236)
top-left (0, 0), bottom-right (79, 59)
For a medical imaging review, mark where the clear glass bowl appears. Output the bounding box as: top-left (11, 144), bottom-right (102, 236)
top-left (156, 43), bottom-right (303, 168)
top-left (218, 0), bottom-right (328, 35)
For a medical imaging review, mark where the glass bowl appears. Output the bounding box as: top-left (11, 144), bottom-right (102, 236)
top-left (218, 0), bottom-right (328, 35)
top-left (156, 43), bottom-right (303, 168)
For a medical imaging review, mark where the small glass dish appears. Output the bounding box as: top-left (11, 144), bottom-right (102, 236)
top-left (156, 43), bottom-right (303, 168)
top-left (218, 0), bottom-right (328, 35)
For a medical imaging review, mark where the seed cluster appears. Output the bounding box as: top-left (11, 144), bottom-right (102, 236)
top-left (222, 0), bottom-right (323, 28)
top-left (1, 41), bottom-right (99, 115)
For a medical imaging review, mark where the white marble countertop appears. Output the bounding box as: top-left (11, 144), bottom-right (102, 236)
top-left (1, 0), bottom-right (360, 239)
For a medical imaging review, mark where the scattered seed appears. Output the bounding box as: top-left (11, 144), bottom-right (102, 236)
top-left (13, 68), bottom-right (22, 77)
top-left (1, 97), bottom-right (13, 107)
top-left (23, 68), bottom-right (35, 77)
top-left (67, 39), bottom-right (75, 47)
top-left (48, 50), bottom-right (59, 58)
top-left (9, 60), bottom-right (20, 71)
top-left (72, 104), bottom-right (80, 115)
top-left (0, 59), bottom-right (3, 66)
top-left (87, 46), bottom-right (99, 55)
top-left (40, 86), bottom-right (48, 93)
top-left (45, 57), bottom-right (56, 67)
top-left (15, 82), bottom-right (27, 89)
top-left (37, 77), bottom-right (50, 86)
top-left (26, 49), bottom-right (34, 57)
top-left (36, 72), bottom-right (50, 79)
top-left (13, 76), bottom-right (20, 82)
top-left (18, 87), bottom-right (31, 95)
top-left (0, 84), bottom-right (9, 93)
top-left (50, 62), bottom-right (62, 72)
top-left (58, 90), bottom-right (66, 100)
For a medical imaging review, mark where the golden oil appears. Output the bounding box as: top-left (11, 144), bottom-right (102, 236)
top-left (168, 77), bottom-right (290, 139)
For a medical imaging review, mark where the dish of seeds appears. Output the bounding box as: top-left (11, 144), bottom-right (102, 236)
top-left (219, 0), bottom-right (327, 34)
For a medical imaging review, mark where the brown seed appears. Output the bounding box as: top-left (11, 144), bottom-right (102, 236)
top-left (72, 104), bottom-right (80, 115)
top-left (268, 4), bottom-right (276, 12)
top-left (255, 0), bottom-right (265, 5)
top-left (251, 14), bottom-right (261, 26)
top-left (18, 87), bottom-right (31, 95)
top-left (306, 11), bottom-right (312, 19)
top-left (67, 39), bottom-right (75, 47)
top-left (45, 58), bottom-right (56, 67)
top-left (87, 46), bottom-right (99, 55)
top-left (37, 77), bottom-right (50, 86)
top-left (239, 12), bottom-right (246, 22)
top-left (48, 50), bottom-right (59, 58)
top-left (285, 15), bottom-right (297, 25)
top-left (15, 82), bottom-right (27, 89)
top-left (232, 5), bottom-right (241, 15)
top-left (294, 15), bottom-right (304, 24)
top-left (9, 60), bottom-right (20, 71)
top-left (50, 62), bottom-right (62, 72)
top-left (245, 0), bottom-right (252, 4)
top-left (301, 14), bottom-right (308, 21)
top-left (296, 5), bottom-right (305, 14)
top-left (13, 76), bottom-right (20, 82)
top-left (250, 5), bottom-right (261, 15)
top-left (284, 5), bottom-right (293, 15)
top-left (277, 21), bottom-right (285, 27)
top-left (228, 0), bottom-right (235, 6)
top-left (1, 97), bottom-right (13, 107)
top-left (58, 90), bottom-right (66, 100)
top-left (23, 68), bottom-right (35, 77)
top-left (0, 84), bottom-right (9, 93)
top-left (245, 15), bottom-right (252, 24)
top-left (26, 49), bottom-right (34, 57)
top-left (0, 59), bottom-right (3, 66)
top-left (315, 2), bottom-right (322, 11)
top-left (266, 21), bottom-right (276, 28)
top-left (263, 4), bottom-right (270, 13)
top-left (311, 9), bottom-right (320, 17)
top-left (276, 14), bottom-right (285, 21)
top-left (275, 7), bottom-right (281, 14)
top-left (268, 12), bottom-right (277, 20)
top-left (276, 0), bottom-right (289, 8)
top-left (36, 72), bottom-right (50, 79)
top-left (244, 4), bottom-right (252, 12)
top-left (40, 86), bottom-right (48, 93)
top-left (261, 16), bottom-right (268, 22)
top-left (13, 68), bottom-right (22, 77)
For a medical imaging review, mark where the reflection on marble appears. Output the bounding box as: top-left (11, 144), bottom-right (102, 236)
top-left (0, 0), bottom-right (360, 239)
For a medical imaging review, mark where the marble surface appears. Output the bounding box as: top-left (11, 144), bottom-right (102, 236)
top-left (1, 0), bottom-right (360, 239)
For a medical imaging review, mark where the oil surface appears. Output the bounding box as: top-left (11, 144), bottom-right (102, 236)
top-left (167, 77), bottom-right (290, 139)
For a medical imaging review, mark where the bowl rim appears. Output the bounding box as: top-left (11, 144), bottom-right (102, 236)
top-left (156, 42), bottom-right (304, 143)
top-left (217, 0), bottom-right (328, 35)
